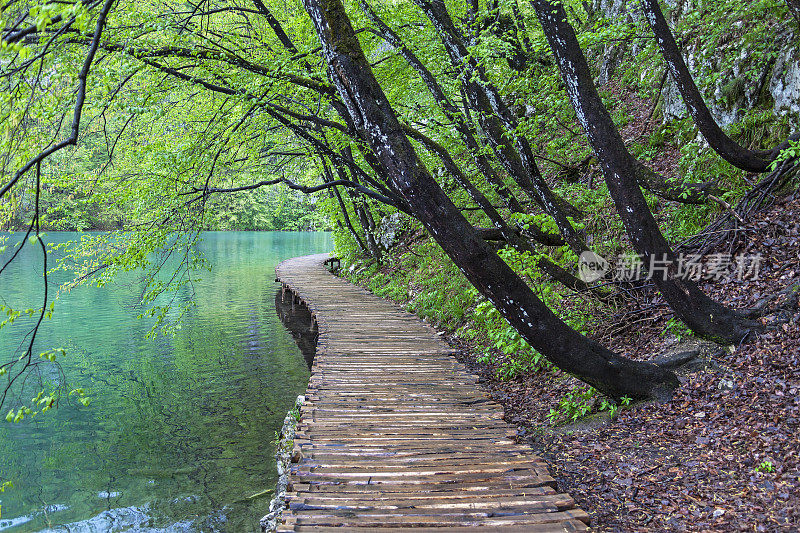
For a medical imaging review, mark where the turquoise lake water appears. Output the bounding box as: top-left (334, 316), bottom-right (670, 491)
top-left (0, 231), bottom-right (332, 532)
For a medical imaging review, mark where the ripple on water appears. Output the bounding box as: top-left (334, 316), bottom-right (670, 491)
top-left (0, 232), bottom-right (331, 532)
top-left (34, 504), bottom-right (227, 532)
top-left (0, 506), bottom-right (69, 532)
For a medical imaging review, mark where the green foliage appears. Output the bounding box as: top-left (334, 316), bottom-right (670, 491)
top-left (290, 406), bottom-right (301, 422)
top-left (546, 385), bottom-right (632, 425)
top-left (495, 350), bottom-right (545, 381)
top-left (663, 316), bottom-right (691, 341)
top-left (2, 386), bottom-right (88, 424)
top-left (755, 460), bottom-right (775, 473)
top-left (770, 139), bottom-right (800, 171)
top-left (0, 480), bottom-right (12, 520)
top-left (204, 188), bottom-right (328, 231)
top-left (547, 385), bottom-right (592, 424)
top-left (369, 270), bottom-right (410, 302)
top-left (472, 298), bottom-right (547, 380)
top-left (509, 212), bottom-right (559, 235)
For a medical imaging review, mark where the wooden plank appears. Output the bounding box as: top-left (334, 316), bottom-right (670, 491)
top-left (273, 254), bottom-right (588, 531)
top-left (288, 480), bottom-right (559, 494)
top-left (280, 508), bottom-right (591, 526)
top-left (289, 493), bottom-right (575, 511)
top-left (284, 486), bottom-right (557, 501)
top-left (280, 522), bottom-right (588, 532)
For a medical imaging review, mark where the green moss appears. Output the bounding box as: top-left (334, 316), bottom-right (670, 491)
top-left (720, 77), bottom-right (746, 108)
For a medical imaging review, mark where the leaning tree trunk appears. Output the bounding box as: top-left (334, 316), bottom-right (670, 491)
top-left (300, 0), bottom-right (678, 400)
top-left (786, 0), bottom-right (800, 27)
top-left (360, 0), bottom-right (563, 247)
top-left (531, 0), bottom-right (758, 345)
top-left (412, 0), bottom-right (589, 255)
top-left (639, 0), bottom-right (770, 172)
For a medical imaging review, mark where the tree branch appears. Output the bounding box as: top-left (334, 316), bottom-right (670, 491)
top-left (182, 176), bottom-right (405, 209)
top-left (0, 0), bottom-right (116, 201)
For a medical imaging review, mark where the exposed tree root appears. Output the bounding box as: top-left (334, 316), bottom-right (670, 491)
top-left (635, 161), bottom-right (725, 204)
top-left (680, 160), bottom-right (799, 255)
top-left (744, 279), bottom-right (800, 319)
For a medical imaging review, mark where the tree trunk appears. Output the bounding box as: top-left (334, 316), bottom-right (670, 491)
top-left (639, 0), bottom-right (770, 172)
top-left (788, 0), bottom-right (800, 26)
top-left (300, 0), bottom-right (678, 400)
top-left (360, 0), bottom-right (562, 246)
top-left (531, 0), bottom-right (758, 345)
top-left (319, 156), bottom-right (369, 253)
top-left (412, 0), bottom-right (589, 255)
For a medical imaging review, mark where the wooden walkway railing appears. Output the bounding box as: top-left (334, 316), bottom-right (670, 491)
top-left (275, 254), bottom-right (589, 532)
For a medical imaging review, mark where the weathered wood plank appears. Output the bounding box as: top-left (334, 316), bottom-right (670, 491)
top-left (273, 254), bottom-right (587, 531)
top-left (279, 523), bottom-right (588, 532)
top-left (279, 508), bottom-right (591, 526)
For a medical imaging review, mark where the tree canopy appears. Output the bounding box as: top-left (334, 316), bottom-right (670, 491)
top-left (2, 0), bottom-right (798, 412)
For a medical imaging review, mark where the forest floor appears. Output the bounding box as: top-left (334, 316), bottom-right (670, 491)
top-left (448, 192), bottom-right (800, 532)
top-left (345, 189), bottom-right (800, 531)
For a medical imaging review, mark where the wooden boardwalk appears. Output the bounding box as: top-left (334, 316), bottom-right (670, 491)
top-left (275, 254), bottom-right (589, 532)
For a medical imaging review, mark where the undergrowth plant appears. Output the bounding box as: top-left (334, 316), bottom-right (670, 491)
top-left (331, 0), bottom-right (797, 429)
top-left (546, 385), bottom-right (633, 426)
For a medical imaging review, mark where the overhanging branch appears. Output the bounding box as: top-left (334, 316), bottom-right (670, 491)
top-left (182, 176), bottom-right (404, 209)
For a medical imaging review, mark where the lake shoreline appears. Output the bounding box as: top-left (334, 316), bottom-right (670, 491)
top-left (0, 231), bottom-right (331, 532)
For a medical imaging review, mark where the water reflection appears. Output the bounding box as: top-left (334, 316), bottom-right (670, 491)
top-left (0, 232), bottom-right (331, 532)
top-left (274, 289), bottom-right (317, 370)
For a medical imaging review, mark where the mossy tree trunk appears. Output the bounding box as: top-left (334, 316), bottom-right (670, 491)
top-left (639, 0), bottom-right (771, 172)
top-left (531, 0), bottom-right (759, 345)
top-left (300, 0), bottom-right (679, 401)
